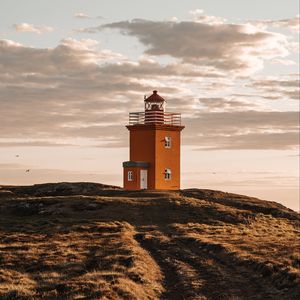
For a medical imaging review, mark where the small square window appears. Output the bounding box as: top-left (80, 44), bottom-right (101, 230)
top-left (128, 171), bottom-right (133, 181)
top-left (165, 136), bottom-right (171, 148)
top-left (164, 168), bottom-right (171, 180)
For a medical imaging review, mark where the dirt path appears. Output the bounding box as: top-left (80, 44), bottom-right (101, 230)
top-left (134, 226), bottom-right (285, 299)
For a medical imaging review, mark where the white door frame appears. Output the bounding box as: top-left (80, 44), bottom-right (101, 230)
top-left (140, 169), bottom-right (148, 189)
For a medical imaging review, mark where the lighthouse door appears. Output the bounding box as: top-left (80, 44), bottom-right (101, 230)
top-left (140, 170), bottom-right (148, 189)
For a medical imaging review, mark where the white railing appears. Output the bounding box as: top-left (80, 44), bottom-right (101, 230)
top-left (129, 111), bottom-right (181, 126)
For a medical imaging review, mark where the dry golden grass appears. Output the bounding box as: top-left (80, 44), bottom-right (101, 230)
top-left (0, 183), bottom-right (299, 299)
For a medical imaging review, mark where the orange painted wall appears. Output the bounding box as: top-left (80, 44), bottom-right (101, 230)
top-left (123, 167), bottom-right (141, 190)
top-left (128, 126), bottom-right (156, 189)
top-left (155, 129), bottom-right (181, 189)
top-left (127, 124), bottom-right (184, 190)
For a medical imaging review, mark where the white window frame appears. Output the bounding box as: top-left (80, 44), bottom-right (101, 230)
top-left (164, 168), bottom-right (171, 180)
top-left (165, 136), bottom-right (171, 148)
top-left (128, 171), bottom-right (133, 181)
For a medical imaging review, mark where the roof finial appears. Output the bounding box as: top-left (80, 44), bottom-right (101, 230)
top-left (144, 90), bottom-right (165, 103)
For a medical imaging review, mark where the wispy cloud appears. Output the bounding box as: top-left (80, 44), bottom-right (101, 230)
top-left (251, 15), bottom-right (300, 33)
top-left (74, 12), bottom-right (92, 19)
top-left (271, 58), bottom-right (296, 66)
top-left (12, 23), bottom-right (54, 34)
top-left (185, 111), bottom-right (299, 150)
top-left (189, 9), bottom-right (227, 25)
top-left (73, 27), bottom-right (98, 33)
top-left (249, 75), bottom-right (300, 100)
top-left (198, 97), bottom-right (261, 112)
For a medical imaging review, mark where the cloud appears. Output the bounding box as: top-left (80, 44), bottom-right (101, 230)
top-left (0, 38), bottom-right (298, 151)
top-left (251, 77), bottom-right (299, 88)
top-left (188, 111), bottom-right (298, 134)
top-left (192, 132), bottom-right (299, 151)
top-left (12, 23), bottom-right (54, 34)
top-left (199, 97), bottom-right (261, 111)
top-left (271, 58), bottom-right (296, 66)
top-left (100, 58), bottom-right (225, 79)
top-left (249, 75), bottom-right (300, 100)
top-left (0, 38), bottom-right (183, 144)
top-left (102, 19), bottom-right (289, 73)
top-left (74, 27), bottom-right (98, 33)
top-left (252, 15), bottom-right (300, 33)
top-left (0, 38), bottom-right (124, 73)
top-left (74, 12), bottom-right (92, 19)
top-left (189, 9), bottom-right (227, 25)
top-left (185, 111), bottom-right (299, 150)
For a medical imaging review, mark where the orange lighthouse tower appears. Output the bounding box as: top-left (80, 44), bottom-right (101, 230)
top-left (123, 90), bottom-right (184, 190)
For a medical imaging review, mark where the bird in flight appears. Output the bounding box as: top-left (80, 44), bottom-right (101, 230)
top-left (25, 169), bottom-right (30, 172)
top-left (15, 155), bottom-right (19, 157)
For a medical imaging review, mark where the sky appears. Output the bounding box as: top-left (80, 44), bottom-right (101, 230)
top-left (0, 0), bottom-right (299, 211)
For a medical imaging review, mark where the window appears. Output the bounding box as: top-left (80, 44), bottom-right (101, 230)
top-left (165, 136), bottom-right (171, 148)
top-left (164, 168), bottom-right (171, 180)
top-left (128, 171), bottom-right (133, 181)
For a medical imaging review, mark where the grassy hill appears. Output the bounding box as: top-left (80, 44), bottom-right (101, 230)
top-left (0, 182), bottom-right (299, 299)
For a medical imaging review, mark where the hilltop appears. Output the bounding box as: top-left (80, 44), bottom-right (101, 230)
top-left (0, 182), bottom-right (299, 299)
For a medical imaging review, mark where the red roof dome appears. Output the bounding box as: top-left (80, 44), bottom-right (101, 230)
top-left (144, 90), bottom-right (165, 102)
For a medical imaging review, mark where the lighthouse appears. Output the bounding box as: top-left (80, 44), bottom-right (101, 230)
top-left (123, 90), bottom-right (184, 190)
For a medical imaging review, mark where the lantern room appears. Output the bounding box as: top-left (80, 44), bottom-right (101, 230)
top-left (144, 90), bottom-right (165, 111)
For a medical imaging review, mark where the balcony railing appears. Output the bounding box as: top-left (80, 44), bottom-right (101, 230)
top-left (129, 111), bottom-right (181, 126)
